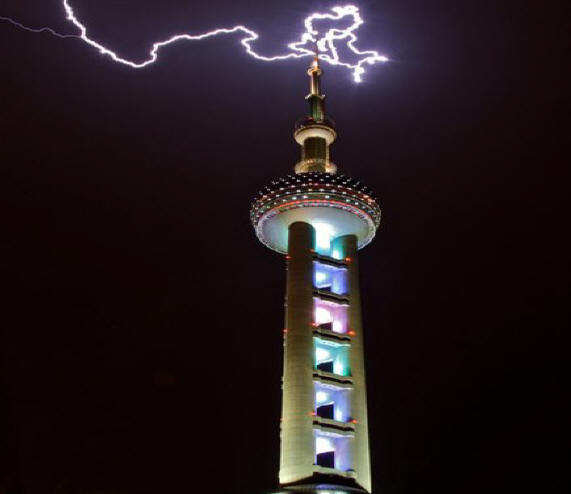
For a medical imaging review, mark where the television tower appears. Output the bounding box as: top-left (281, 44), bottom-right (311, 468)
top-left (251, 55), bottom-right (381, 493)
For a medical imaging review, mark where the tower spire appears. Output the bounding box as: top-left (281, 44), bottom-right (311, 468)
top-left (294, 52), bottom-right (338, 174)
top-left (307, 46), bottom-right (325, 121)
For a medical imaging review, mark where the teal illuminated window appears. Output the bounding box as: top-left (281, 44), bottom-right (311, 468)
top-left (314, 338), bottom-right (350, 376)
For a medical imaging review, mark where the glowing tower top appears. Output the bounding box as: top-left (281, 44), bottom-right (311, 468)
top-left (294, 53), bottom-right (337, 175)
top-left (251, 59), bottom-right (381, 493)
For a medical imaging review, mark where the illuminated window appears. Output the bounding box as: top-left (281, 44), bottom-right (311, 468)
top-left (315, 436), bottom-right (334, 454)
top-left (315, 347), bottom-right (330, 363)
top-left (315, 271), bottom-right (328, 284)
top-left (314, 299), bottom-right (348, 333)
top-left (316, 391), bottom-right (329, 403)
top-left (315, 434), bottom-right (352, 471)
top-left (313, 222), bottom-right (334, 255)
top-left (315, 383), bottom-right (350, 423)
top-left (313, 262), bottom-right (348, 295)
top-left (315, 306), bottom-right (332, 324)
top-left (333, 360), bottom-right (345, 375)
top-left (332, 320), bottom-right (343, 333)
top-left (314, 338), bottom-right (350, 377)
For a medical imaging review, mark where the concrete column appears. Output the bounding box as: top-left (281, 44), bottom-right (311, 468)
top-left (337, 234), bottom-right (372, 493)
top-left (279, 222), bottom-right (316, 485)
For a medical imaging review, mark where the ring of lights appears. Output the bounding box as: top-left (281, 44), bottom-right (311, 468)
top-left (251, 172), bottom-right (381, 254)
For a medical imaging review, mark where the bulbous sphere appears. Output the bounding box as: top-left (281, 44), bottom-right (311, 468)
top-left (251, 172), bottom-right (382, 254)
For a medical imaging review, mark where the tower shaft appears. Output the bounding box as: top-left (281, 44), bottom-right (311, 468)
top-left (280, 226), bottom-right (371, 491)
top-left (280, 222), bottom-right (316, 482)
top-left (339, 235), bottom-right (372, 491)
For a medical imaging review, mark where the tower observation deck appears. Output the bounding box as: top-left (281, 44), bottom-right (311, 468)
top-left (251, 55), bottom-right (381, 494)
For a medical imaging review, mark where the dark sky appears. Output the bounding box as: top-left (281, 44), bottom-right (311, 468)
top-left (1, 1), bottom-right (567, 494)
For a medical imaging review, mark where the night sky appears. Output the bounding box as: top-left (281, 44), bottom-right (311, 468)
top-left (1, 1), bottom-right (567, 494)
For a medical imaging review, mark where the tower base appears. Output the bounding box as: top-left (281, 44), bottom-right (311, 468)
top-left (270, 485), bottom-right (369, 494)
top-left (270, 475), bottom-right (369, 494)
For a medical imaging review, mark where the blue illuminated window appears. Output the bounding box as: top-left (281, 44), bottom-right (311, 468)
top-left (313, 261), bottom-right (348, 295)
top-left (314, 383), bottom-right (350, 423)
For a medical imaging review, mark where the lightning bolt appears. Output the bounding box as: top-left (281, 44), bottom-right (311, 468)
top-left (0, 2), bottom-right (388, 82)
top-left (0, 15), bottom-right (77, 39)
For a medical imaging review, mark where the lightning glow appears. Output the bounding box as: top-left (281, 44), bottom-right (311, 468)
top-left (0, 2), bottom-right (388, 82)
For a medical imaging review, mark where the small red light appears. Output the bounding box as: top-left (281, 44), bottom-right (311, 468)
top-left (310, 412), bottom-right (316, 416)
top-left (310, 248), bottom-right (315, 253)
top-left (348, 330), bottom-right (356, 336)
top-left (345, 257), bottom-right (352, 262)
top-left (350, 419), bottom-right (358, 424)
top-left (285, 255), bottom-right (291, 260)
top-left (312, 323), bottom-right (318, 327)
top-left (283, 329), bottom-right (288, 334)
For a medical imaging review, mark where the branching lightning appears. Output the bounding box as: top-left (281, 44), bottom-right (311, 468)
top-left (0, 15), bottom-right (77, 39)
top-left (0, 2), bottom-right (388, 82)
